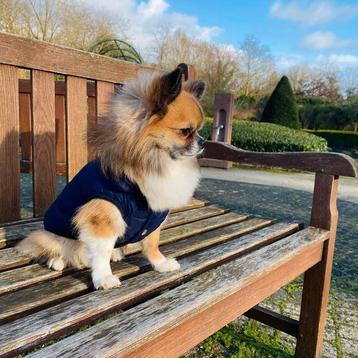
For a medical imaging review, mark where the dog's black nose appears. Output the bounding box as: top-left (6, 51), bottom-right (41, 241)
top-left (196, 134), bottom-right (206, 148)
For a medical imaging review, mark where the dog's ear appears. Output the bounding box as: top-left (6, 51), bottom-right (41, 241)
top-left (182, 80), bottom-right (206, 100)
top-left (150, 67), bottom-right (183, 116)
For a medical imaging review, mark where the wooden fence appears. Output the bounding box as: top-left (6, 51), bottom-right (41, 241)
top-left (0, 32), bottom-right (196, 223)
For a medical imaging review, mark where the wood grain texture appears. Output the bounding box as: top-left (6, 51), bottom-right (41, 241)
top-left (0, 65), bottom-right (20, 222)
top-left (19, 93), bottom-right (32, 161)
top-left (296, 174), bottom-right (339, 358)
top-left (203, 141), bottom-right (358, 177)
top-left (0, 32), bottom-right (162, 83)
top-left (66, 76), bottom-right (88, 181)
top-left (96, 81), bottom-right (114, 117)
top-left (31, 70), bottom-right (56, 216)
top-left (0, 248), bottom-right (31, 272)
top-left (27, 227), bottom-right (328, 358)
top-left (0, 222), bottom-right (299, 356)
top-left (0, 215), bottom-right (253, 320)
top-left (170, 198), bottom-right (206, 213)
top-left (0, 264), bottom-right (63, 295)
top-left (0, 221), bottom-right (43, 248)
top-left (164, 205), bottom-right (227, 228)
top-left (55, 94), bottom-right (66, 164)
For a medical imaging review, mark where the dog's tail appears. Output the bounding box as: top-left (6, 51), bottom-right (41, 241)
top-left (16, 230), bottom-right (89, 269)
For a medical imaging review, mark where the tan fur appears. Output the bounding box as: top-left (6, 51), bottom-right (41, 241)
top-left (16, 230), bottom-right (89, 269)
top-left (87, 72), bottom-right (204, 182)
top-left (73, 199), bottom-right (126, 238)
top-left (140, 227), bottom-right (163, 261)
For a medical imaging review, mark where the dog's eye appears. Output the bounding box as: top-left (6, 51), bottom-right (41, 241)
top-left (180, 128), bottom-right (192, 137)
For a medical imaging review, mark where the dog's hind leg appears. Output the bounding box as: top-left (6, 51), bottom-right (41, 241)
top-left (73, 199), bottom-right (126, 290)
top-left (16, 230), bottom-right (89, 271)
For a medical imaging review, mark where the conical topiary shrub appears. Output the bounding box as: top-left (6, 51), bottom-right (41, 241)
top-left (262, 75), bottom-right (301, 129)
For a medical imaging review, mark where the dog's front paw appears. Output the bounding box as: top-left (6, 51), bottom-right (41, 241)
top-left (153, 258), bottom-right (180, 272)
top-left (93, 274), bottom-right (121, 290)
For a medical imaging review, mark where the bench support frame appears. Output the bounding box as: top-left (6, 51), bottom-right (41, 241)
top-left (296, 173), bottom-right (339, 358)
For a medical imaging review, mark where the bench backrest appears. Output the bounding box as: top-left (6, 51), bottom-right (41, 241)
top-left (0, 32), bottom-right (163, 223)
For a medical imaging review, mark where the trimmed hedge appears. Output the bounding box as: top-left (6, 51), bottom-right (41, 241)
top-left (201, 119), bottom-right (327, 152)
top-left (261, 76), bottom-right (301, 129)
top-left (300, 103), bottom-right (358, 130)
top-left (305, 130), bottom-right (358, 148)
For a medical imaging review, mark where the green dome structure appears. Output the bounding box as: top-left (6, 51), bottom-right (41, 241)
top-left (88, 37), bottom-right (143, 64)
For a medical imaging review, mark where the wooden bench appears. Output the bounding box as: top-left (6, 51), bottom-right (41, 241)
top-left (0, 32), bottom-right (357, 358)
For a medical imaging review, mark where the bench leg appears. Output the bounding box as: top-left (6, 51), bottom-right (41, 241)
top-left (295, 174), bottom-right (339, 358)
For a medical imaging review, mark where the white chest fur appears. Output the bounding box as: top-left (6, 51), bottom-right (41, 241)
top-left (139, 159), bottom-right (200, 211)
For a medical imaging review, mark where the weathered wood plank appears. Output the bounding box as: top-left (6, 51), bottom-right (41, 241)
top-left (203, 141), bottom-right (358, 177)
top-left (66, 76), bottom-right (88, 181)
top-left (97, 81), bottom-right (114, 117)
top-left (0, 32), bottom-right (161, 83)
top-left (0, 221), bottom-right (44, 249)
top-left (0, 212), bottom-right (245, 294)
top-left (0, 64), bottom-right (20, 222)
top-left (19, 93), bottom-right (32, 162)
top-left (0, 222), bottom-right (300, 356)
top-left (31, 70), bottom-right (56, 216)
top-left (164, 205), bottom-right (227, 228)
top-left (55, 94), bottom-right (66, 164)
top-left (0, 248), bottom-right (31, 272)
top-left (0, 217), bottom-right (267, 322)
top-left (296, 174), bottom-right (339, 358)
top-left (26, 227), bottom-right (328, 358)
top-left (0, 264), bottom-right (64, 295)
top-left (170, 198), bottom-right (206, 213)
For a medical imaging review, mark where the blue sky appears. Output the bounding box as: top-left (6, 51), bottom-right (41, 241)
top-left (169, 0), bottom-right (358, 68)
top-left (87, 0), bottom-right (358, 69)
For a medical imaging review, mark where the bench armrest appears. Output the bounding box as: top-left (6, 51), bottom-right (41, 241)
top-left (203, 141), bottom-right (358, 178)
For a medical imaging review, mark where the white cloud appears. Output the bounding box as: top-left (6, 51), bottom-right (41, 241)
top-left (302, 31), bottom-right (358, 50)
top-left (325, 54), bottom-right (358, 65)
top-left (274, 53), bottom-right (304, 69)
top-left (83, 0), bottom-right (222, 60)
top-left (270, 1), bottom-right (358, 26)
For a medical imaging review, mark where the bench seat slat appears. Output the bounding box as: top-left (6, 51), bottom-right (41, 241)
top-left (170, 198), bottom-right (206, 213)
top-left (0, 199), bottom-right (207, 249)
top-left (26, 227), bottom-right (328, 358)
top-left (0, 216), bottom-right (264, 322)
top-left (0, 205), bottom-right (226, 270)
top-left (0, 248), bottom-right (31, 272)
top-left (164, 205), bottom-right (227, 228)
top-left (0, 222), bottom-right (300, 357)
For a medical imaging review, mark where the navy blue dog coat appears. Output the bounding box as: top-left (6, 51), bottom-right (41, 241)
top-left (44, 161), bottom-right (168, 247)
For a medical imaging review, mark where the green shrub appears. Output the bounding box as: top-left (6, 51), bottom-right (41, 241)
top-left (300, 103), bottom-right (358, 130)
top-left (305, 130), bottom-right (358, 148)
top-left (201, 118), bottom-right (327, 152)
top-left (261, 76), bottom-right (301, 129)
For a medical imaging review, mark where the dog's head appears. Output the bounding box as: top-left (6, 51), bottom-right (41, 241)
top-left (89, 66), bottom-right (206, 178)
